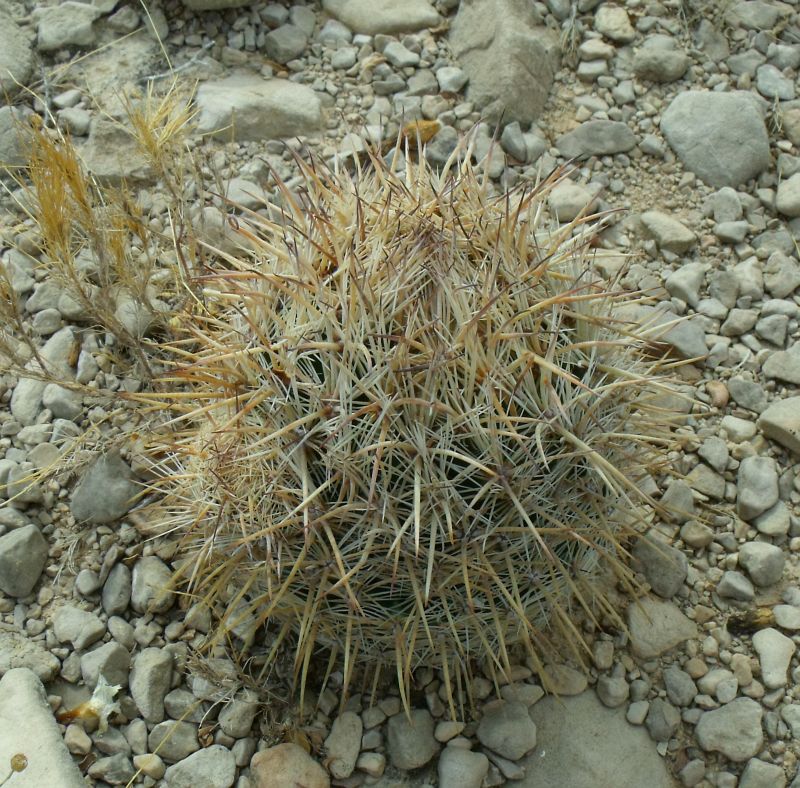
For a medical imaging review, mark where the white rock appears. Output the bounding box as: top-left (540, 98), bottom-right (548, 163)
top-left (196, 76), bottom-right (322, 141)
top-left (0, 669), bottom-right (86, 787)
top-left (322, 0), bottom-right (440, 34)
top-left (438, 747), bottom-right (489, 788)
top-left (752, 628), bottom-right (794, 689)
top-left (324, 712), bottom-right (362, 779)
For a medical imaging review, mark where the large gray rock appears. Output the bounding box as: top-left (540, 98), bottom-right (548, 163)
top-left (163, 745), bottom-right (236, 788)
top-left (520, 692), bottom-right (674, 787)
top-left (70, 450), bottom-right (139, 524)
top-left (324, 712), bottom-right (362, 779)
top-left (758, 397), bottom-right (800, 455)
top-left (737, 456), bottom-right (778, 520)
top-left (449, 0), bottom-right (559, 125)
top-left (386, 709), bottom-right (439, 770)
top-left (477, 700), bottom-right (537, 760)
top-left (631, 533), bottom-right (688, 599)
top-left (0, 669), bottom-right (86, 788)
top-left (0, 8), bottom-right (34, 95)
top-left (322, 0), bottom-right (440, 34)
top-left (438, 747), bottom-right (489, 788)
top-left (196, 76), bottom-right (322, 142)
top-left (628, 596), bottom-right (698, 659)
top-left (762, 344), bottom-right (800, 385)
top-left (633, 35), bottom-right (689, 83)
top-left (36, 2), bottom-right (100, 52)
top-left (0, 524), bottom-right (48, 598)
top-left (130, 648), bottom-right (173, 723)
top-left (556, 120), bottom-right (636, 159)
top-left (694, 698), bottom-right (763, 762)
top-left (660, 91), bottom-right (770, 187)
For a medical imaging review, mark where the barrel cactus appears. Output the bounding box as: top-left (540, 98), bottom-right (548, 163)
top-left (128, 139), bottom-right (673, 713)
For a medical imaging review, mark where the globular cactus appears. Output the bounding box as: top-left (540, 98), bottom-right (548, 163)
top-left (137, 138), bottom-right (675, 714)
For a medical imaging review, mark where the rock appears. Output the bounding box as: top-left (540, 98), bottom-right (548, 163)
top-left (776, 174), bottom-right (800, 218)
top-left (645, 698), bottom-right (680, 742)
top-left (42, 384), bottom-right (82, 421)
top-left (763, 345), bottom-right (800, 385)
top-left (660, 91), bottom-right (770, 187)
top-left (71, 450), bottom-right (139, 524)
top-left (640, 211), bottom-right (696, 253)
top-left (754, 502), bottom-right (790, 537)
top-left (0, 669), bottom-right (86, 788)
top-left (596, 676), bottom-right (629, 708)
top-left (763, 252), bottom-right (800, 298)
top-left (10, 327), bottom-right (76, 426)
top-left (218, 691), bottom-right (258, 738)
top-left (53, 605), bottom-right (105, 651)
top-left (758, 397), bottom-right (800, 455)
top-left (264, 24), bottom-right (307, 64)
top-left (449, 0), bottom-right (559, 126)
top-left (148, 721), bottom-right (199, 763)
top-left (181, 0), bottom-right (251, 8)
top-left (324, 712), bottom-right (362, 779)
top-left (80, 641), bottom-right (131, 689)
top-left (664, 666), bottom-right (697, 707)
top-left (632, 533), bottom-right (687, 599)
top-left (556, 120), bottom-right (636, 158)
top-left (736, 456), bottom-right (778, 521)
top-left (438, 747), bottom-right (489, 788)
top-left (739, 759), bottom-right (787, 788)
top-left (548, 181), bottom-right (599, 222)
top-left (102, 563), bottom-right (132, 616)
top-left (757, 64), bottom-right (795, 101)
top-left (82, 118), bottom-right (154, 184)
top-left (666, 263), bottom-right (706, 308)
top-left (718, 571), bottom-right (755, 601)
top-left (752, 628), bottom-right (794, 689)
top-left (628, 597), bottom-right (698, 659)
top-left (544, 664), bottom-right (588, 695)
top-left (774, 605), bottom-right (800, 630)
top-left (521, 691), bottom-right (673, 787)
top-left (0, 524), bottom-right (48, 598)
top-left (322, 0), bottom-right (440, 34)
top-left (163, 745), bottom-right (236, 788)
top-left (594, 5), bottom-right (635, 43)
top-left (727, 378), bottom-right (767, 413)
top-left (738, 542), bottom-right (785, 587)
top-left (250, 743), bottom-right (330, 788)
top-left (131, 556), bottom-right (175, 614)
top-left (88, 754), bottom-right (135, 784)
top-left (384, 41), bottom-right (419, 68)
top-left (386, 709), bottom-right (439, 769)
top-left (633, 35), bottom-right (689, 83)
top-left (130, 648), bottom-right (173, 723)
top-left (436, 66), bottom-right (468, 94)
top-left (36, 1), bottom-right (100, 51)
top-left (0, 624), bottom-right (60, 681)
top-left (694, 698), bottom-right (763, 762)
top-left (196, 76), bottom-right (322, 141)
top-left (0, 7), bottom-right (34, 95)
top-left (477, 700), bottom-right (537, 760)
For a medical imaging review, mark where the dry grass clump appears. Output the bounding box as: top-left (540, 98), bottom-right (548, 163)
top-left (2, 93), bottom-right (679, 716)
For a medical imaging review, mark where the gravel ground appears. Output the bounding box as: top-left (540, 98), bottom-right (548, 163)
top-left (2, 0), bottom-right (800, 786)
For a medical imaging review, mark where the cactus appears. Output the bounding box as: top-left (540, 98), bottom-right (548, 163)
top-left (8, 111), bottom-right (676, 715)
top-left (136, 139), bottom-right (675, 714)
